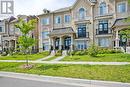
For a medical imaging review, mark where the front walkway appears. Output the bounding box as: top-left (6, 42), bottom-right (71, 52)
top-left (0, 71), bottom-right (129, 87)
top-left (51, 56), bottom-right (66, 61)
top-left (36, 55), bottom-right (54, 61)
top-left (0, 60), bottom-right (129, 65)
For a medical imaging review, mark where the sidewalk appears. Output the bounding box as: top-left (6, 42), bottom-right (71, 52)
top-left (0, 71), bottom-right (129, 87)
top-left (36, 55), bottom-right (54, 61)
top-left (0, 60), bottom-right (130, 65)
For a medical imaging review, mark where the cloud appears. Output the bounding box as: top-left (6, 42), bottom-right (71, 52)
top-left (14, 0), bottom-right (76, 16)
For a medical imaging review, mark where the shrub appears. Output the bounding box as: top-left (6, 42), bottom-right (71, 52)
top-left (68, 51), bottom-right (76, 56)
top-left (74, 50), bottom-right (87, 56)
top-left (88, 44), bottom-right (99, 57)
top-left (55, 50), bottom-right (62, 56)
top-left (38, 51), bottom-right (49, 56)
top-left (98, 48), bottom-right (123, 54)
top-left (1, 52), bottom-right (8, 56)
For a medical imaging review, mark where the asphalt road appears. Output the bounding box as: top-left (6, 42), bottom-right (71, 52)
top-left (0, 77), bottom-right (82, 87)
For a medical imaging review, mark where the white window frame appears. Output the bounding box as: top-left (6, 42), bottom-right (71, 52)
top-left (98, 38), bottom-right (110, 47)
top-left (64, 14), bottom-right (71, 23)
top-left (55, 16), bottom-right (61, 24)
top-left (99, 2), bottom-right (108, 16)
top-left (42, 17), bottom-right (50, 25)
top-left (117, 1), bottom-right (127, 13)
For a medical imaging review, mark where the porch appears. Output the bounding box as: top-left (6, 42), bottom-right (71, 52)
top-left (49, 28), bottom-right (75, 51)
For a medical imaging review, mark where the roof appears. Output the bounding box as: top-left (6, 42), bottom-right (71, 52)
top-left (49, 27), bottom-right (75, 36)
top-left (53, 6), bottom-right (72, 13)
top-left (112, 18), bottom-right (130, 27)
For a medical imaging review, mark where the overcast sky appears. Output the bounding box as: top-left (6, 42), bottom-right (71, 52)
top-left (14, 0), bottom-right (76, 15)
top-left (0, 0), bottom-right (76, 20)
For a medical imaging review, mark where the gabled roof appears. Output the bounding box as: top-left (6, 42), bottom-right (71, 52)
top-left (49, 27), bottom-right (75, 36)
top-left (38, 0), bottom-right (95, 16)
top-left (53, 6), bottom-right (72, 13)
top-left (112, 18), bottom-right (130, 28)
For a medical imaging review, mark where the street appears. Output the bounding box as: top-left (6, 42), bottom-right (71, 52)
top-left (0, 77), bottom-right (81, 87)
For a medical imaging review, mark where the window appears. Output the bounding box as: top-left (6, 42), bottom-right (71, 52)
top-left (78, 24), bottom-right (86, 38)
top-left (117, 2), bottom-right (126, 13)
top-left (99, 2), bottom-right (107, 15)
top-left (98, 20), bottom-right (108, 34)
top-left (43, 42), bottom-right (49, 50)
top-left (98, 38), bottom-right (109, 47)
top-left (79, 8), bottom-right (85, 19)
top-left (55, 16), bottom-right (61, 24)
top-left (64, 15), bottom-right (71, 23)
top-left (42, 32), bottom-right (49, 39)
top-left (42, 18), bottom-right (49, 25)
top-left (77, 41), bottom-right (87, 50)
top-left (0, 27), bottom-right (2, 32)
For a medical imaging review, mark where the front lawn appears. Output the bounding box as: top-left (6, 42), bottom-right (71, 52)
top-left (0, 52), bottom-right (49, 60)
top-left (0, 62), bottom-right (130, 83)
top-left (62, 53), bottom-right (130, 62)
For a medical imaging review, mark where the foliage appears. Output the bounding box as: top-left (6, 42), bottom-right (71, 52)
top-left (15, 18), bottom-right (36, 66)
top-left (63, 53), bottom-right (130, 62)
top-left (88, 44), bottom-right (99, 57)
top-left (15, 18), bottom-right (36, 35)
top-left (55, 50), bottom-right (62, 56)
top-left (98, 48), bottom-right (123, 54)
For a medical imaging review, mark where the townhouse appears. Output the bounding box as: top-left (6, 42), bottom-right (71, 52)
top-left (38, 0), bottom-right (130, 52)
top-left (0, 0), bottom-right (130, 53)
top-left (0, 15), bottom-right (39, 53)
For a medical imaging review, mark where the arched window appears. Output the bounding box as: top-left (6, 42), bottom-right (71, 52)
top-left (100, 2), bottom-right (107, 15)
top-left (79, 8), bottom-right (85, 19)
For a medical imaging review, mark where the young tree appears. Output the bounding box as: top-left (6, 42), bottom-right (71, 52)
top-left (119, 0), bottom-right (130, 52)
top-left (15, 18), bottom-right (36, 66)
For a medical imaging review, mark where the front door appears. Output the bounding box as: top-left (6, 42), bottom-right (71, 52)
top-left (55, 38), bottom-right (60, 50)
top-left (64, 37), bottom-right (71, 50)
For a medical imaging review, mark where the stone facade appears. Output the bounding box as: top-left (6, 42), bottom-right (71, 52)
top-left (38, 0), bottom-right (130, 52)
top-left (0, 15), bottom-right (39, 53)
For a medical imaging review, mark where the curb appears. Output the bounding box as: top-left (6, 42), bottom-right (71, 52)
top-left (0, 71), bottom-right (130, 87)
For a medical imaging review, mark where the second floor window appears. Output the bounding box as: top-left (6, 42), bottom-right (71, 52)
top-left (100, 2), bottom-right (107, 15)
top-left (64, 15), bottom-right (71, 23)
top-left (117, 2), bottom-right (126, 13)
top-left (42, 18), bottom-right (49, 25)
top-left (55, 16), bottom-right (61, 24)
top-left (79, 8), bottom-right (85, 19)
top-left (42, 31), bottom-right (49, 39)
top-left (98, 20), bottom-right (108, 34)
top-left (78, 24), bottom-right (86, 38)
top-left (0, 27), bottom-right (2, 32)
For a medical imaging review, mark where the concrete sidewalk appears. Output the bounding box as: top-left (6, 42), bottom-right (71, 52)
top-left (0, 71), bottom-right (130, 87)
top-left (0, 60), bottom-right (130, 65)
top-left (36, 55), bottom-right (54, 61)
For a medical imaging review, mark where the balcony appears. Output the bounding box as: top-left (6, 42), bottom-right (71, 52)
top-left (96, 29), bottom-right (112, 35)
top-left (77, 32), bottom-right (89, 38)
top-left (74, 16), bottom-right (91, 24)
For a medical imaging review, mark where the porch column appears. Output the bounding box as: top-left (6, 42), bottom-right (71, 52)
top-left (59, 36), bottom-right (63, 50)
top-left (49, 37), bottom-right (52, 51)
top-left (115, 30), bottom-right (120, 48)
top-left (51, 38), bottom-right (55, 50)
top-left (15, 40), bottom-right (17, 51)
top-left (71, 35), bottom-right (74, 51)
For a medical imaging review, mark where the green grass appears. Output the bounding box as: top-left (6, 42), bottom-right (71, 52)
top-left (44, 56), bottom-right (59, 61)
top-left (0, 62), bottom-right (130, 83)
top-left (0, 52), bottom-right (49, 60)
top-left (62, 53), bottom-right (130, 62)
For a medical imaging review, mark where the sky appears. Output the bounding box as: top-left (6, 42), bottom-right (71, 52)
top-left (14, 0), bottom-right (76, 15)
top-left (0, 0), bottom-right (76, 20)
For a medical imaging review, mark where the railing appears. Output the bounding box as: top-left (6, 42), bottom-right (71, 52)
top-left (77, 32), bottom-right (89, 38)
top-left (74, 16), bottom-right (91, 22)
top-left (96, 29), bottom-right (112, 35)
